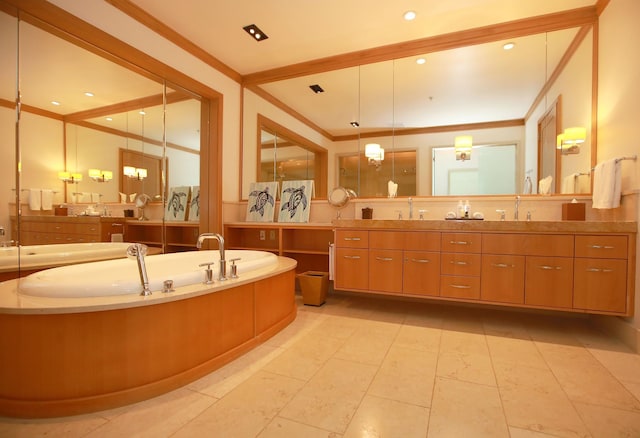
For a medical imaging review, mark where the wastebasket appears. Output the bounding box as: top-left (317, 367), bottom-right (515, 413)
top-left (297, 271), bottom-right (329, 306)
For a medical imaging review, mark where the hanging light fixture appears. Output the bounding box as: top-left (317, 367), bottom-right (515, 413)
top-left (88, 168), bottom-right (113, 182)
top-left (454, 135), bottom-right (473, 161)
top-left (365, 143), bottom-right (385, 168)
top-left (58, 171), bottom-right (83, 183)
top-left (123, 166), bottom-right (147, 180)
top-left (556, 127), bottom-right (585, 155)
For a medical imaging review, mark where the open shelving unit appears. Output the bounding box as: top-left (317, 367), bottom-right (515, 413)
top-left (125, 220), bottom-right (200, 253)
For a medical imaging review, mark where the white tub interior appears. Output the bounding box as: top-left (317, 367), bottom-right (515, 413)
top-left (0, 242), bottom-right (133, 267)
top-left (18, 250), bottom-right (278, 298)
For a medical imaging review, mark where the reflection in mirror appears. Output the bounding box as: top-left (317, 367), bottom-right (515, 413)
top-left (257, 115), bottom-right (327, 197)
top-left (339, 150), bottom-right (416, 197)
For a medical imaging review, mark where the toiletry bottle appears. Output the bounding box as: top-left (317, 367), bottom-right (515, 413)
top-left (457, 200), bottom-right (464, 218)
top-left (464, 200), bottom-right (470, 218)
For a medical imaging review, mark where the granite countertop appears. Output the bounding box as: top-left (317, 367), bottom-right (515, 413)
top-left (333, 219), bottom-right (637, 233)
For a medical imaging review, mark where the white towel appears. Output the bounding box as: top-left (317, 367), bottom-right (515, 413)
top-left (561, 173), bottom-right (577, 194)
top-left (41, 189), bottom-right (54, 210)
top-left (592, 159), bottom-right (621, 209)
top-left (28, 189), bottom-right (41, 211)
top-left (91, 192), bottom-right (100, 203)
top-left (81, 192), bottom-right (91, 203)
top-left (538, 175), bottom-right (553, 195)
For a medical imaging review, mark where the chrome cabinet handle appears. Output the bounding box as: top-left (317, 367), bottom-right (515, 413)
top-left (586, 267), bottom-right (614, 273)
top-left (450, 260), bottom-right (469, 265)
top-left (343, 237), bottom-right (361, 241)
top-left (450, 284), bottom-right (471, 289)
top-left (409, 258), bottom-right (430, 263)
top-left (538, 265), bottom-right (561, 270)
top-left (375, 257), bottom-right (394, 261)
top-left (589, 244), bottom-right (615, 249)
top-left (343, 255), bottom-right (361, 259)
top-left (492, 263), bottom-right (515, 268)
top-left (449, 240), bottom-right (471, 245)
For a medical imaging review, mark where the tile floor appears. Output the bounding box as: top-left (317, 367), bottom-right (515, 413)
top-left (2, 293), bottom-right (640, 437)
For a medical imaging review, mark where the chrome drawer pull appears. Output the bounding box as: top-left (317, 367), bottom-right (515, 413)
top-left (376, 257), bottom-right (394, 261)
top-left (450, 240), bottom-right (471, 245)
top-left (343, 237), bottom-right (361, 241)
top-left (589, 245), bottom-right (615, 249)
top-left (450, 260), bottom-right (469, 265)
top-left (539, 265), bottom-right (561, 270)
top-left (492, 263), bottom-right (514, 268)
top-left (450, 284), bottom-right (471, 289)
top-left (343, 255), bottom-right (361, 260)
top-left (410, 258), bottom-right (430, 263)
top-left (586, 268), bottom-right (614, 273)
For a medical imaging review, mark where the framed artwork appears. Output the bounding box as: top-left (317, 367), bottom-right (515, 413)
top-left (278, 180), bottom-right (314, 223)
top-left (246, 181), bottom-right (278, 222)
top-left (187, 186), bottom-right (200, 221)
top-left (165, 186), bottom-right (191, 221)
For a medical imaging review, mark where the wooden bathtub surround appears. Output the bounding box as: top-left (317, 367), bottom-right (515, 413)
top-left (334, 220), bottom-right (636, 316)
top-left (0, 264), bottom-right (296, 418)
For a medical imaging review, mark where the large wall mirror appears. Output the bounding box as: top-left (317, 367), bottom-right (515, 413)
top-left (244, 22), bottom-right (595, 198)
top-left (0, 3), bottom-right (211, 268)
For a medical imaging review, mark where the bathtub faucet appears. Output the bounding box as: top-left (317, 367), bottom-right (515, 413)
top-left (127, 243), bottom-right (151, 296)
top-left (196, 233), bottom-right (227, 281)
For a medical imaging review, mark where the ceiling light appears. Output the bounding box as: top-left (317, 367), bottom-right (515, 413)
top-left (350, 121), bottom-right (359, 128)
top-left (84, 91), bottom-right (94, 97)
top-left (503, 42), bottom-right (515, 50)
top-left (105, 117), bottom-right (113, 121)
top-left (309, 84), bottom-right (324, 94)
top-left (404, 11), bottom-right (416, 21)
top-left (51, 101), bottom-right (60, 106)
top-left (139, 110), bottom-right (146, 115)
top-left (416, 58), bottom-right (426, 65)
top-left (243, 24), bottom-right (269, 41)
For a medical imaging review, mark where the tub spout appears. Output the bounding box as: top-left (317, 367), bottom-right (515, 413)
top-left (127, 243), bottom-right (151, 296)
top-left (196, 233), bottom-right (227, 281)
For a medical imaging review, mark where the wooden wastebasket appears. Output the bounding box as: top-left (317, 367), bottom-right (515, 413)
top-left (297, 271), bottom-right (329, 306)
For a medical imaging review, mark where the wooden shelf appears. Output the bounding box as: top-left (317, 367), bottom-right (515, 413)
top-left (125, 220), bottom-right (200, 253)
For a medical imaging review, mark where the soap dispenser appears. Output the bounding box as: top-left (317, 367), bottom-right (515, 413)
top-left (457, 200), bottom-right (464, 219)
top-left (464, 200), bottom-right (470, 219)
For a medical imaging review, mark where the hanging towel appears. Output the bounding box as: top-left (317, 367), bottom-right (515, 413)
top-left (538, 175), bottom-right (553, 195)
top-left (41, 189), bottom-right (54, 210)
top-left (80, 192), bottom-right (91, 203)
top-left (91, 192), bottom-right (100, 203)
top-left (592, 158), bottom-right (621, 209)
top-left (28, 188), bottom-right (41, 211)
top-left (561, 173), bottom-right (577, 194)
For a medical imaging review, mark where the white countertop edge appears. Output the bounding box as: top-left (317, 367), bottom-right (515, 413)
top-left (0, 257), bottom-right (297, 315)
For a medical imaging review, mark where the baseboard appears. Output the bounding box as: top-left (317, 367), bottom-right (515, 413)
top-left (590, 315), bottom-right (640, 353)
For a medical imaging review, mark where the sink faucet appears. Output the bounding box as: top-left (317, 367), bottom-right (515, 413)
top-left (408, 197), bottom-right (413, 219)
top-left (514, 195), bottom-right (521, 221)
top-left (196, 233), bottom-right (227, 281)
top-left (127, 243), bottom-right (151, 296)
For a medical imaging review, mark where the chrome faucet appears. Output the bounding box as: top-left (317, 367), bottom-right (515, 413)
top-left (127, 243), bottom-right (151, 296)
top-left (514, 195), bottom-right (521, 221)
top-left (196, 233), bottom-right (227, 281)
top-left (408, 197), bottom-right (413, 219)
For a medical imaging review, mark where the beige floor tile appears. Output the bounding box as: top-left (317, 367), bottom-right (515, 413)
top-left (257, 416), bottom-right (340, 438)
top-left (0, 415), bottom-right (107, 438)
top-left (508, 426), bottom-right (566, 437)
top-left (279, 357), bottom-right (378, 434)
top-left (333, 321), bottom-right (398, 366)
top-left (486, 335), bottom-right (548, 368)
top-left (574, 402), bottom-right (640, 438)
top-left (586, 346), bottom-right (640, 384)
top-left (309, 315), bottom-right (362, 340)
top-left (186, 344), bottom-right (283, 399)
top-left (439, 329), bottom-right (490, 356)
top-left (174, 371), bottom-right (304, 438)
top-left (436, 351), bottom-right (496, 386)
top-left (85, 388), bottom-right (215, 437)
top-left (427, 377), bottom-right (509, 438)
top-left (262, 334), bottom-right (344, 381)
top-left (403, 306), bottom-right (445, 329)
top-left (368, 345), bottom-right (438, 407)
top-left (482, 311), bottom-right (531, 339)
top-left (493, 360), bottom-right (566, 397)
top-left (393, 324), bottom-right (442, 352)
top-left (263, 311), bottom-right (325, 349)
top-left (343, 395), bottom-right (429, 438)
top-left (622, 381), bottom-right (640, 402)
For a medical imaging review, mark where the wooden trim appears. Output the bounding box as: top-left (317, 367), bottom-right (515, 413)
top-left (590, 20), bottom-right (599, 193)
top-left (333, 119), bottom-right (525, 142)
top-left (595, 0), bottom-right (611, 16)
top-left (243, 6), bottom-right (598, 85)
top-left (105, 0), bottom-right (243, 84)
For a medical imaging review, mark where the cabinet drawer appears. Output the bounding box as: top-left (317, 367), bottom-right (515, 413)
top-left (369, 231), bottom-right (404, 250)
top-left (575, 235), bottom-right (627, 259)
top-left (441, 233), bottom-right (481, 253)
top-left (573, 258), bottom-right (627, 313)
top-left (441, 253), bottom-right (481, 276)
top-left (440, 276), bottom-right (480, 300)
top-left (403, 231), bottom-right (440, 251)
top-left (482, 233), bottom-right (574, 257)
top-left (335, 230), bottom-right (368, 248)
top-left (525, 256), bottom-right (574, 308)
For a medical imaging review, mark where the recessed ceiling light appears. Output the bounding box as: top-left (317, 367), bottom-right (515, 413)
top-left (139, 110), bottom-right (146, 115)
top-left (309, 84), bottom-right (324, 94)
top-left (84, 91), bottom-right (94, 97)
top-left (503, 42), bottom-right (515, 50)
top-left (105, 117), bottom-right (113, 121)
top-left (51, 101), bottom-right (60, 106)
top-left (350, 121), bottom-right (359, 128)
top-left (404, 11), bottom-right (416, 21)
top-left (416, 58), bottom-right (426, 65)
top-left (243, 24), bottom-right (269, 41)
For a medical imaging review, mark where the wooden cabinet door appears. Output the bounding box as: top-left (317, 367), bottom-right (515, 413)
top-left (525, 256), bottom-right (573, 308)
top-left (440, 276), bottom-right (481, 300)
top-left (403, 251), bottom-right (440, 296)
top-left (334, 248), bottom-right (368, 291)
top-left (481, 254), bottom-right (525, 304)
top-left (369, 249), bottom-right (403, 293)
top-left (573, 258), bottom-right (627, 313)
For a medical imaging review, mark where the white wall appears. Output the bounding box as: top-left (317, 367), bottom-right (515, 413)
top-left (598, 0), bottom-right (640, 330)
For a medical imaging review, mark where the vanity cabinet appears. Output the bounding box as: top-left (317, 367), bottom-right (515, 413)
top-left (333, 222), bottom-right (636, 316)
top-left (12, 216), bottom-right (124, 245)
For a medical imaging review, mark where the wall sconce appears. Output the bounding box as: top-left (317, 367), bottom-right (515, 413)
top-left (123, 166), bottom-right (147, 180)
top-left (455, 135), bottom-right (473, 161)
top-left (556, 127), bottom-right (585, 155)
top-left (365, 143), bottom-right (385, 168)
top-left (88, 168), bottom-right (113, 182)
top-left (58, 171), bottom-right (83, 183)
